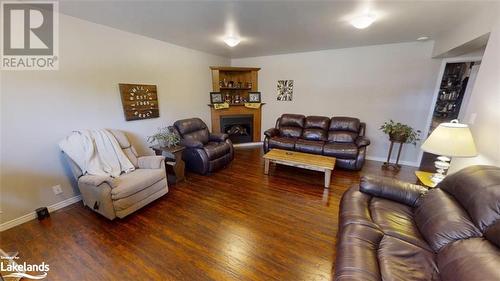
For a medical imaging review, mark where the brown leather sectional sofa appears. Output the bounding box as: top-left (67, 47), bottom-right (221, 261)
top-left (334, 165), bottom-right (500, 280)
top-left (264, 114), bottom-right (370, 170)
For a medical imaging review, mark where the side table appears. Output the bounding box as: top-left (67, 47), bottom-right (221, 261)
top-left (415, 171), bottom-right (437, 188)
top-left (150, 145), bottom-right (186, 185)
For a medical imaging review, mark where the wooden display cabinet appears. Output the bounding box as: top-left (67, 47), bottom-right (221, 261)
top-left (209, 66), bottom-right (262, 143)
top-left (210, 66), bottom-right (260, 104)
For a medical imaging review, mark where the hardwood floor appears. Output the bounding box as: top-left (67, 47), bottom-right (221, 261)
top-left (0, 147), bottom-right (417, 281)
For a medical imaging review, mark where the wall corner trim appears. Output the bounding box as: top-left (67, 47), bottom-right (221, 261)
top-left (0, 195), bottom-right (82, 232)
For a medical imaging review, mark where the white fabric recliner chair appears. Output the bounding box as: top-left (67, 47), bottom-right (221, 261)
top-left (64, 129), bottom-right (168, 219)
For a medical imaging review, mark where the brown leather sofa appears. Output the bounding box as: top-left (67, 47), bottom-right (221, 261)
top-left (334, 165), bottom-right (500, 281)
top-left (264, 114), bottom-right (370, 170)
top-left (171, 118), bottom-right (234, 175)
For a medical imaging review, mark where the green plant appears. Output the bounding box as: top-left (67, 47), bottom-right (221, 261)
top-left (380, 120), bottom-right (421, 145)
top-left (147, 127), bottom-right (180, 147)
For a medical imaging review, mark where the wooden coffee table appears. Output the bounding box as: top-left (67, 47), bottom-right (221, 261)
top-left (263, 149), bottom-right (336, 188)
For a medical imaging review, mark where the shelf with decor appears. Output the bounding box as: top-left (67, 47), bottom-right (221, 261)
top-left (219, 87), bottom-right (253, 91)
top-left (433, 63), bottom-right (467, 119)
top-left (207, 103), bottom-right (266, 107)
top-left (209, 66), bottom-right (262, 143)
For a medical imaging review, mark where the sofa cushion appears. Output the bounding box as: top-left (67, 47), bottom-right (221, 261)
top-left (302, 128), bottom-right (327, 141)
top-left (111, 169), bottom-right (166, 200)
top-left (279, 114), bottom-right (304, 138)
top-left (330, 117), bottom-right (360, 132)
top-left (279, 126), bottom-right (303, 138)
top-left (268, 137), bottom-right (296, 151)
top-left (279, 114), bottom-right (305, 127)
top-left (295, 139), bottom-right (324, 155)
top-left (370, 197), bottom-right (432, 251)
top-left (360, 176), bottom-right (427, 207)
top-left (438, 238), bottom-right (500, 281)
top-left (485, 221), bottom-right (500, 248)
top-left (203, 141), bottom-right (231, 160)
top-left (378, 235), bottom-right (439, 281)
top-left (323, 142), bottom-right (358, 159)
top-left (302, 116), bottom-right (329, 141)
top-left (113, 178), bottom-right (167, 211)
top-left (174, 118), bottom-right (210, 144)
top-left (305, 116), bottom-right (330, 130)
top-left (338, 186), bottom-right (379, 229)
top-left (334, 224), bottom-right (384, 281)
top-left (414, 188), bottom-right (482, 252)
top-left (438, 165), bottom-right (500, 232)
top-left (328, 131), bottom-right (358, 143)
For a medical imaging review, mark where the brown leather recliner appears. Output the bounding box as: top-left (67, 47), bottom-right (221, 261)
top-left (334, 165), bottom-right (500, 281)
top-left (171, 118), bottom-right (234, 175)
top-left (264, 114), bottom-right (370, 170)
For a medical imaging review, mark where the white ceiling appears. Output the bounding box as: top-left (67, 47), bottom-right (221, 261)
top-left (59, 1), bottom-right (496, 58)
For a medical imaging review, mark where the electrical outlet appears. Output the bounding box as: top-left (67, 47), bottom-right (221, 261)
top-left (52, 185), bottom-right (63, 195)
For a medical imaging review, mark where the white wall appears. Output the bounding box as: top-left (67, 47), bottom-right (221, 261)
top-left (449, 17), bottom-right (500, 173)
top-left (432, 4), bottom-right (499, 57)
top-left (0, 14), bottom-right (229, 224)
top-left (232, 42), bottom-right (442, 165)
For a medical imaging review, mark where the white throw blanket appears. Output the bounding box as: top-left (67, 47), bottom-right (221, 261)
top-left (59, 129), bottom-right (135, 178)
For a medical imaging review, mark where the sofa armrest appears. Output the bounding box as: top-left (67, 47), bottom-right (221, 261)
top-left (356, 136), bottom-right (371, 147)
top-left (138, 155), bottom-right (165, 169)
top-left (209, 133), bottom-right (229, 142)
top-left (79, 174), bottom-right (116, 188)
top-left (264, 128), bottom-right (280, 138)
top-left (181, 139), bottom-right (204, 148)
top-left (360, 175), bottom-right (427, 207)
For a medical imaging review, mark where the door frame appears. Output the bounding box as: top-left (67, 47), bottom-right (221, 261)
top-left (417, 56), bottom-right (482, 166)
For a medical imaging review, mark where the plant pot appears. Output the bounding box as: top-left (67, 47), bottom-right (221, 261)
top-left (389, 133), bottom-right (408, 143)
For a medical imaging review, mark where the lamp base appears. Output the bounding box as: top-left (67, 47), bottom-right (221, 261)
top-left (431, 156), bottom-right (451, 185)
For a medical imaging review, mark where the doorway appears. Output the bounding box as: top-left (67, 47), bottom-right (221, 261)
top-left (419, 60), bottom-right (481, 171)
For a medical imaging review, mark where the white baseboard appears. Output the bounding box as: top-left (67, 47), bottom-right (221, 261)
top-left (233, 142), bottom-right (263, 148)
top-left (0, 195), bottom-right (82, 232)
top-left (366, 156), bottom-right (419, 167)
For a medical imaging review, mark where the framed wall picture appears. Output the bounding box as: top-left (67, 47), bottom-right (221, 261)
top-left (119, 83), bottom-right (159, 121)
top-left (210, 92), bottom-right (224, 104)
top-left (248, 92), bottom-right (261, 103)
top-left (277, 80), bottom-right (293, 101)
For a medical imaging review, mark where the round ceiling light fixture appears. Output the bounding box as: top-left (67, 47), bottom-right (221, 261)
top-left (223, 36), bottom-right (241, 47)
top-left (350, 14), bottom-right (376, 29)
top-left (417, 36), bottom-right (430, 41)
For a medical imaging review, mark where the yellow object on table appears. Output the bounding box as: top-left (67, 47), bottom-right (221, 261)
top-left (415, 171), bottom-right (437, 188)
top-left (244, 102), bottom-right (261, 109)
top-left (213, 102), bottom-right (229, 110)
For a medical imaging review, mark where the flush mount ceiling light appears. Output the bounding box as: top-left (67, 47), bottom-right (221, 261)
top-left (223, 36), bottom-right (241, 47)
top-left (350, 14), bottom-right (376, 29)
top-left (417, 36), bottom-right (430, 41)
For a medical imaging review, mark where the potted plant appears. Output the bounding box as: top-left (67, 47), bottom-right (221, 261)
top-left (380, 120), bottom-right (421, 145)
top-left (147, 126), bottom-right (180, 148)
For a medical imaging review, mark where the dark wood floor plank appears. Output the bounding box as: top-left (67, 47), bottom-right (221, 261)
top-left (0, 147), bottom-right (416, 280)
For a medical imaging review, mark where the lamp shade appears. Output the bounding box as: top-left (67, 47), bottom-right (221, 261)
top-left (421, 120), bottom-right (477, 157)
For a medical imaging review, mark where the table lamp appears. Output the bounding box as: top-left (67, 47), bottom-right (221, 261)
top-left (421, 120), bottom-right (477, 184)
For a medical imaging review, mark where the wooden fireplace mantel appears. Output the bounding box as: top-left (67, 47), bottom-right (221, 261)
top-left (209, 66), bottom-right (262, 143)
top-left (209, 104), bottom-right (264, 142)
